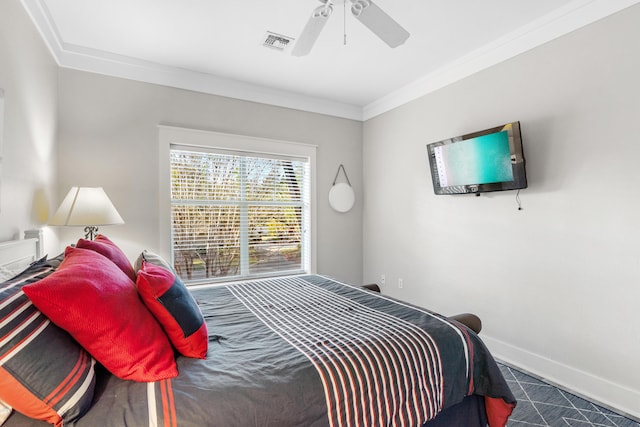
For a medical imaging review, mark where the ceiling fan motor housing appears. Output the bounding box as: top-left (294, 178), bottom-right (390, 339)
top-left (293, 0), bottom-right (408, 56)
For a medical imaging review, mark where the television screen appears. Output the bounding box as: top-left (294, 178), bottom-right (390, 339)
top-left (426, 121), bottom-right (527, 195)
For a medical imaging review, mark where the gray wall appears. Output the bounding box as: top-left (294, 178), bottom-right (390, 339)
top-left (0, 0), bottom-right (60, 255)
top-left (56, 69), bottom-right (364, 284)
top-left (362, 5), bottom-right (640, 417)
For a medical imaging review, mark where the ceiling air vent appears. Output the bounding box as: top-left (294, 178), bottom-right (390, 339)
top-left (262, 32), bottom-right (294, 52)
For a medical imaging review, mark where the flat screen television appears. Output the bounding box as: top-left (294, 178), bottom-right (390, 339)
top-left (426, 121), bottom-right (527, 195)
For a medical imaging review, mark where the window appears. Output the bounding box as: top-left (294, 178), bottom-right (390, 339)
top-left (160, 127), bottom-right (316, 284)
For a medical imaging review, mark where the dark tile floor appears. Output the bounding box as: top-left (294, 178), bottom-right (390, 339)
top-left (499, 363), bottom-right (640, 427)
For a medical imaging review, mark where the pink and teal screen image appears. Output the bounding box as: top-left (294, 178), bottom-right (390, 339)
top-left (433, 130), bottom-right (513, 187)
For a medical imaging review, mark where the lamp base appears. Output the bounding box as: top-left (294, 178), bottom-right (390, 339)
top-left (84, 226), bottom-right (99, 240)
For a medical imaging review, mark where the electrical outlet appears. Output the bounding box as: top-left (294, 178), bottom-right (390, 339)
top-left (398, 278), bottom-right (404, 289)
top-left (380, 274), bottom-right (385, 285)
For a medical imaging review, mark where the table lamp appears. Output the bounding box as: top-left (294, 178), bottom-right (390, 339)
top-left (49, 187), bottom-right (124, 240)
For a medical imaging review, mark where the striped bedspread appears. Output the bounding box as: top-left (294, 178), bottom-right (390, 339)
top-left (229, 277), bottom-right (450, 426)
top-left (4, 274), bottom-right (515, 427)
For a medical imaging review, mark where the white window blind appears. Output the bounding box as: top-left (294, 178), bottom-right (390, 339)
top-left (170, 146), bottom-right (311, 283)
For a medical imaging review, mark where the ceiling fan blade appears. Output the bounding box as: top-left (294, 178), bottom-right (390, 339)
top-left (350, 0), bottom-right (409, 48)
top-left (292, 4), bottom-right (334, 57)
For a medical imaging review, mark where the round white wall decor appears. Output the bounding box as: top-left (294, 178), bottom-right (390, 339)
top-left (329, 182), bottom-right (355, 213)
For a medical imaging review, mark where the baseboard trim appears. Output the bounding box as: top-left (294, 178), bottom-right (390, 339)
top-left (482, 335), bottom-right (640, 422)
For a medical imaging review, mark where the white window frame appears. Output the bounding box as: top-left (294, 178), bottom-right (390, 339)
top-left (159, 126), bottom-right (317, 279)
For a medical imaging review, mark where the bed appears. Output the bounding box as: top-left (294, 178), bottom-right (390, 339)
top-left (0, 232), bottom-right (515, 427)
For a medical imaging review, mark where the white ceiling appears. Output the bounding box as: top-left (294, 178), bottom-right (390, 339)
top-left (21, 0), bottom-right (640, 120)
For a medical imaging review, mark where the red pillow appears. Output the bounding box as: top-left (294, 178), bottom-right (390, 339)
top-left (136, 261), bottom-right (208, 359)
top-left (76, 234), bottom-right (136, 281)
top-left (23, 247), bottom-right (177, 382)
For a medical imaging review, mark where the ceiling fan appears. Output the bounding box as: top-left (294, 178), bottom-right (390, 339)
top-left (292, 0), bottom-right (410, 56)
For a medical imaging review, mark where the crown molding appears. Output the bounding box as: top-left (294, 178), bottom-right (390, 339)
top-left (19, 0), bottom-right (364, 121)
top-left (363, 0), bottom-right (640, 120)
top-left (21, 0), bottom-right (639, 122)
top-left (57, 43), bottom-right (365, 121)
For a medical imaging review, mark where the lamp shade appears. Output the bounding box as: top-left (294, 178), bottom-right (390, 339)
top-left (49, 187), bottom-right (124, 227)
